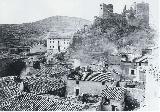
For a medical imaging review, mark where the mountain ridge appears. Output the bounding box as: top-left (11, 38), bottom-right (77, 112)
top-left (0, 16), bottom-right (91, 47)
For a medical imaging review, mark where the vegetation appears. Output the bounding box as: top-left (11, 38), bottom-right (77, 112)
top-left (69, 16), bottom-right (155, 64)
top-left (0, 16), bottom-right (91, 47)
top-left (124, 93), bottom-right (140, 111)
top-left (0, 59), bottom-right (26, 77)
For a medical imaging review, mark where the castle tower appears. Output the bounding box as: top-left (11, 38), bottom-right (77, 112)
top-left (134, 2), bottom-right (149, 26)
top-left (99, 3), bottom-right (113, 19)
top-left (122, 5), bottom-right (127, 17)
top-left (123, 5), bottom-right (127, 12)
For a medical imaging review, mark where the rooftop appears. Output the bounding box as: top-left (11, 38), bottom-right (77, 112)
top-left (101, 86), bottom-right (126, 101)
top-left (47, 29), bottom-right (73, 39)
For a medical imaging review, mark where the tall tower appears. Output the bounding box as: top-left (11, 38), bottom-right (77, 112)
top-left (135, 2), bottom-right (149, 26)
top-left (99, 3), bottom-right (113, 19)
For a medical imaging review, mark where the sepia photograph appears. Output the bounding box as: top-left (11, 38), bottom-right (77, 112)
top-left (0, 0), bottom-right (159, 111)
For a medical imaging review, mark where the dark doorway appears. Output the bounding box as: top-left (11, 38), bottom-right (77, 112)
top-left (111, 105), bottom-right (117, 111)
top-left (58, 41), bottom-right (60, 52)
top-left (131, 70), bottom-right (135, 75)
top-left (76, 89), bottom-right (79, 96)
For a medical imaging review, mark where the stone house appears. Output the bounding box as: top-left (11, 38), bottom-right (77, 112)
top-left (66, 80), bottom-right (106, 97)
top-left (66, 71), bottom-right (115, 96)
top-left (100, 86), bottom-right (126, 111)
top-left (120, 54), bottom-right (148, 82)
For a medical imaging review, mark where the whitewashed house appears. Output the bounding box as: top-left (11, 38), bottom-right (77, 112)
top-left (46, 30), bottom-right (72, 55)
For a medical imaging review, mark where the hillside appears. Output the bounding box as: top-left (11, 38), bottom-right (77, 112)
top-left (0, 16), bottom-right (91, 47)
top-left (68, 16), bottom-right (156, 65)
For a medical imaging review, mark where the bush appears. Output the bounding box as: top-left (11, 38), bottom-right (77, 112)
top-left (124, 93), bottom-right (140, 111)
top-left (33, 61), bottom-right (40, 69)
top-left (0, 59), bottom-right (26, 77)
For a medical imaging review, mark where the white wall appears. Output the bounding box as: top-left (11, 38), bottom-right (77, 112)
top-left (67, 80), bottom-right (110, 96)
top-left (30, 44), bottom-right (46, 53)
top-left (47, 38), bottom-right (71, 54)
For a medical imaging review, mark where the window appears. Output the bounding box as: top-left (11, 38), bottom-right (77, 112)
top-left (53, 41), bottom-right (54, 43)
top-left (50, 46), bottom-right (51, 48)
top-left (103, 98), bottom-right (110, 105)
top-left (50, 41), bottom-right (51, 43)
top-left (139, 62), bottom-right (141, 66)
top-left (64, 42), bottom-right (65, 44)
top-left (53, 46), bottom-right (54, 48)
top-left (64, 47), bottom-right (65, 49)
top-left (76, 80), bottom-right (79, 84)
top-left (131, 70), bottom-right (135, 75)
top-left (102, 81), bottom-right (105, 85)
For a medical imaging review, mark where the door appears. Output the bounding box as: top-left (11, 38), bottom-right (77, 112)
top-left (58, 41), bottom-right (60, 52)
top-left (76, 89), bottom-right (79, 96)
top-left (111, 105), bottom-right (118, 111)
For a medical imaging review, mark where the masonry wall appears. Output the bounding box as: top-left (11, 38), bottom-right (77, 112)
top-left (66, 80), bottom-right (108, 96)
top-left (135, 2), bottom-right (149, 26)
top-left (99, 3), bottom-right (113, 19)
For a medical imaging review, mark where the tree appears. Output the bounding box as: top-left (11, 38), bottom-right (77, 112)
top-left (33, 61), bottom-right (40, 69)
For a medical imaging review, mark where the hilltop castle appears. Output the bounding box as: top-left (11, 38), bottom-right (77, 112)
top-left (99, 2), bottom-right (149, 27)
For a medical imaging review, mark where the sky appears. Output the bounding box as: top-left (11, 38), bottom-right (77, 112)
top-left (0, 0), bottom-right (159, 29)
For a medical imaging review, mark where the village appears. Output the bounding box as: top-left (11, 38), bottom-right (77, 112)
top-left (0, 1), bottom-right (160, 111)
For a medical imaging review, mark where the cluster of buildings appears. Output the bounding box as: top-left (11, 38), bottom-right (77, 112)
top-left (0, 76), bottom-right (22, 104)
top-left (0, 1), bottom-right (159, 111)
top-left (0, 92), bottom-right (85, 111)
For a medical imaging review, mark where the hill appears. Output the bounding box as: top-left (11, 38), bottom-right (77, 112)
top-left (0, 16), bottom-right (91, 47)
top-left (68, 16), bottom-right (156, 65)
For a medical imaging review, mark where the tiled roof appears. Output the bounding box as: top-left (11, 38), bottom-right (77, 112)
top-left (32, 64), bottom-right (68, 77)
top-left (0, 76), bottom-right (21, 102)
top-left (47, 30), bottom-right (72, 39)
top-left (132, 55), bottom-right (149, 63)
top-left (1, 92), bottom-right (84, 111)
top-left (81, 72), bottom-right (112, 82)
top-left (101, 86), bottom-right (125, 101)
top-left (23, 77), bottom-right (65, 94)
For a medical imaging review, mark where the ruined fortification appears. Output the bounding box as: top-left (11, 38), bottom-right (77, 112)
top-left (99, 2), bottom-right (149, 27)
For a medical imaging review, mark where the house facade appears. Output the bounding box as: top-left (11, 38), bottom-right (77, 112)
top-left (66, 71), bottom-right (115, 96)
top-left (100, 86), bottom-right (126, 111)
top-left (47, 30), bottom-right (72, 55)
top-left (120, 54), bottom-right (148, 82)
top-left (66, 80), bottom-right (112, 97)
